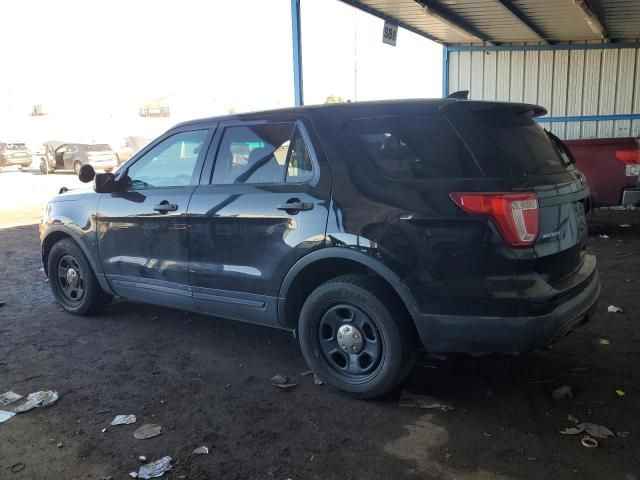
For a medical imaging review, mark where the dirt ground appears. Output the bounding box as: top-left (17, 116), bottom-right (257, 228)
top-left (0, 205), bottom-right (638, 479)
top-left (0, 169), bottom-right (83, 229)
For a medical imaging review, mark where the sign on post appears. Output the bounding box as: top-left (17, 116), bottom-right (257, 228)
top-left (382, 21), bottom-right (398, 46)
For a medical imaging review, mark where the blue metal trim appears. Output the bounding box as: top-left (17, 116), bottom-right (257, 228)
top-left (442, 47), bottom-right (448, 98)
top-left (446, 42), bottom-right (640, 52)
top-left (291, 0), bottom-right (303, 106)
top-left (535, 113), bottom-right (640, 123)
top-left (338, 0), bottom-right (442, 43)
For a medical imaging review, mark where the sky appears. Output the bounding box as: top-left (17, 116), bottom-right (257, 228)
top-left (0, 0), bottom-right (442, 145)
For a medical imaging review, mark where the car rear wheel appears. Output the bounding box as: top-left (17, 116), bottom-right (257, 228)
top-left (47, 238), bottom-right (112, 315)
top-left (298, 274), bottom-right (415, 399)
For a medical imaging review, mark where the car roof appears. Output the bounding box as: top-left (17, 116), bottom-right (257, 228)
top-left (171, 98), bottom-right (546, 129)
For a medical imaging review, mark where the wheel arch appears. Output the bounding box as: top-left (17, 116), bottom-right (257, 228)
top-left (41, 226), bottom-right (114, 295)
top-left (277, 247), bottom-right (419, 330)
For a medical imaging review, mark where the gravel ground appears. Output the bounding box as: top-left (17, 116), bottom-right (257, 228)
top-left (0, 206), bottom-right (638, 480)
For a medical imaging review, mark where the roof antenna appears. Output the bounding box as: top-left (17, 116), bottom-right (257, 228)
top-left (447, 90), bottom-right (469, 99)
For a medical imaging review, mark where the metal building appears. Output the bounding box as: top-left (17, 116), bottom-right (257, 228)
top-left (313, 1), bottom-right (640, 139)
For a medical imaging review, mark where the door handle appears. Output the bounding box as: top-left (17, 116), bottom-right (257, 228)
top-left (277, 201), bottom-right (314, 213)
top-left (153, 201), bottom-right (178, 213)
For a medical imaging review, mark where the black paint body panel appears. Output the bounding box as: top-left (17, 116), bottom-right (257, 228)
top-left (40, 99), bottom-right (600, 351)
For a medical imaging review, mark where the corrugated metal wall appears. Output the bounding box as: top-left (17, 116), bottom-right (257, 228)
top-left (447, 46), bottom-right (640, 140)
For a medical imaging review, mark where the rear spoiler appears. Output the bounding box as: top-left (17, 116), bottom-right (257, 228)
top-left (440, 100), bottom-right (547, 118)
top-left (447, 90), bottom-right (469, 99)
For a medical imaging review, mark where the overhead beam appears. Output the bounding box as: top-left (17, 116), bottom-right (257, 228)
top-left (415, 0), bottom-right (496, 45)
top-left (291, 0), bottom-right (303, 106)
top-left (338, 0), bottom-right (443, 44)
top-left (494, 0), bottom-right (550, 44)
top-left (573, 0), bottom-right (609, 41)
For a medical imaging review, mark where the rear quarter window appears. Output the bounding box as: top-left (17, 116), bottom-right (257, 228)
top-left (347, 114), bottom-right (482, 180)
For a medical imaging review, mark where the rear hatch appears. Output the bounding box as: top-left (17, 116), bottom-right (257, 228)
top-left (4, 143), bottom-right (32, 160)
top-left (87, 144), bottom-right (116, 163)
top-left (443, 102), bottom-right (589, 285)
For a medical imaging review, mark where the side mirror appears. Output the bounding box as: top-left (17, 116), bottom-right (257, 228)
top-left (94, 172), bottom-right (118, 193)
top-left (78, 164), bottom-right (96, 183)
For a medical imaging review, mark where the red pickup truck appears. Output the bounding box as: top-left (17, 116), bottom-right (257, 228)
top-left (564, 137), bottom-right (640, 208)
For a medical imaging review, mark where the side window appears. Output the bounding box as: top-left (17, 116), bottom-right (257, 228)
top-left (348, 114), bottom-right (481, 179)
top-left (212, 123), bottom-right (294, 184)
top-left (285, 128), bottom-right (314, 183)
top-left (126, 130), bottom-right (208, 189)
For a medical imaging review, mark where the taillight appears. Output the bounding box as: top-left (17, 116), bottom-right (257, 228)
top-left (615, 149), bottom-right (639, 164)
top-left (449, 192), bottom-right (539, 248)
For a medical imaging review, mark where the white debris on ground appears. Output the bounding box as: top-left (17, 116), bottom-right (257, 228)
top-left (0, 410), bottom-right (16, 423)
top-left (560, 422), bottom-right (616, 439)
top-left (270, 373), bottom-right (289, 385)
top-left (110, 414), bottom-right (137, 426)
top-left (192, 446), bottom-right (209, 455)
top-left (271, 373), bottom-right (297, 390)
top-left (137, 456), bottom-right (173, 479)
top-left (607, 305), bottom-right (623, 313)
top-left (0, 391), bottom-right (23, 406)
top-left (552, 385), bottom-right (573, 400)
top-left (134, 424), bottom-right (162, 440)
top-left (398, 390), bottom-right (454, 411)
top-left (12, 390), bottom-right (59, 413)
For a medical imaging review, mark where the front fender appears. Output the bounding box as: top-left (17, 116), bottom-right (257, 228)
top-left (40, 194), bottom-right (113, 295)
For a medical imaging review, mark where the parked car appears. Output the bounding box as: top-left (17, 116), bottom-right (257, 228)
top-left (564, 136), bottom-right (640, 207)
top-left (0, 142), bottom-right (33, 171)
top-left (40, 99), bottom-right (600, 398)
top-left (40, 141), bottom-right (118, 174)
top-left (115, 136), bottom-right (152, 165)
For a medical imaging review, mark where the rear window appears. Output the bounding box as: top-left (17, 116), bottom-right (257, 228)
top-left (87, 144), bottom-right (111, 152)
top-left (6, 143), bottom-right (27, 150)
top-left (446, 111), bottom-right (572, 176)
top-left (348, 114), bottom-right (482, 179)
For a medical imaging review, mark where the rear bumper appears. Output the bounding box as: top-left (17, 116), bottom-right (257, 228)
top-left (621, 188), bottom-right (640, 206)
top-left (89, 160), bottom-right (117, 170)
top-left (411, 256), bottom-right (601, 352)
top-left (1, 157), bottom-right (32, 166)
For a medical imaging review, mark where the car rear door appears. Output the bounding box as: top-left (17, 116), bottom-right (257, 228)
top-left (97, 125), bottom-right (216, 310)
top-left (187, 117), bottom-right (332, 326)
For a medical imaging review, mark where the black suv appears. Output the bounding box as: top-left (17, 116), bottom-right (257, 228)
top-left (40, 99), bottom-right (600, 398)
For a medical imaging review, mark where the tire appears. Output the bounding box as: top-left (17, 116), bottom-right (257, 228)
top-left (47, 238), bottom-right (112, 315)
top-left (298, 274), bottom-right (416, 399)
top-left (73, 161), bottom-right (82, 175)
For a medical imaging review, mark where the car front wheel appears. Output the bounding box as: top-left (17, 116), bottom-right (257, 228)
top-left (47, 238), bottom-right (112, 315)
top-left (298, 274), bottom-right (415, 399)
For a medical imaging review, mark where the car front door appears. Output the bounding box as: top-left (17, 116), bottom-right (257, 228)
top-left (188, 118), bottom-right (332, 326)
top-left (62, 145), bottom-right (77, 170)
top-left (97, 126), bottom-right (215, 310)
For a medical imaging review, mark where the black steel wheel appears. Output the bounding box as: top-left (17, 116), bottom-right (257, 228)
top-left (318, 304), bottom-right (383, 381)
top-left (299, 274), bottom-right (415, 399)
top-left (47, 238), bottom-right (112, 315)
top-left (55, 254), bottom-right (86, 306)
